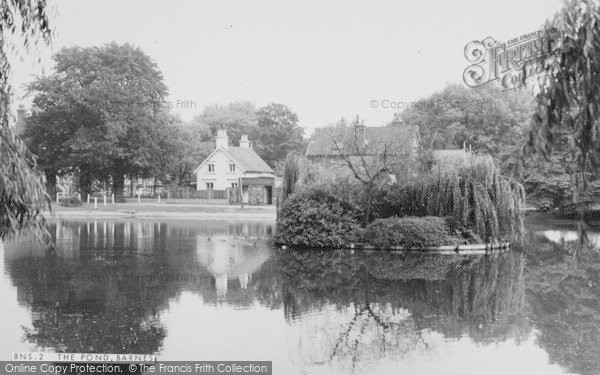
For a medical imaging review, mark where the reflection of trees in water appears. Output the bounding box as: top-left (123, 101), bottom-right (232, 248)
top-left (278, 250), bottom-right (527, 372)
top-left (525, 233), bottom-right (600, 375)
top-left (2, 220), bottom-right (278, 353)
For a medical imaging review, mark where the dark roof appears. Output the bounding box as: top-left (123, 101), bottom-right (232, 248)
top-left (306, 125), bottom-right (419, 157)
top-left (227, 146), bottom-right (274, 173)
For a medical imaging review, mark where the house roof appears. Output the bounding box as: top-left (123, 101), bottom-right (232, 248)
top-left (306, 125), bottom-right (419, 157)
top-left (227, 146), bottom-right (274, 173)
top-left (195, 145), bottom-right (274, 174)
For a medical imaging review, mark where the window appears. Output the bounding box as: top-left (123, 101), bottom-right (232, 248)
top-left (231, 182), bottom-right (238, 188)
top-left (206, 182), bottom-right (214, 190)
top-left (208, 164), bottom-right (215, 172)
top-left (229, 164), bottom-right (236, 172)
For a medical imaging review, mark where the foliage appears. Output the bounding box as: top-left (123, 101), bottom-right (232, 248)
top-left (193, 101), bottom-right (258, 143)
top-left (153, 120), bottom-right (213, 186)
top-left (374, 154), bottom-right (525, 241)
top-left (364, 216), bottom-right (463, 248)
top-left (282, 153), bottom-right (300, 201)
top-left (401, 83), bottom-right (532, 166)
top-left (0, 0), bottom-right (52, 239)
top-left (275, 188), bottom-right (362, 248)
top-left (252, 103), bottom-right (305, 167)
top-left (24, 43), bottom-right (170, 199)
top-left (527, 0), bottom-right (600, 196)
top-left (57, 196), bottom-right (81, 207)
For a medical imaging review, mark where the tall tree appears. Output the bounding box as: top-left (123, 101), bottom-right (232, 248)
top-left (401, 83), bottom-right (532, 162)
top-left (253, 103), bottom-right (305, 167)
top-left (526, 0), bottom-right (600, 202)
top-left (0, 0), bottom-right (52, 239)
top-left (25, 43), bottom-right (169, 200)
top-left (193, 101), bottom-right (258, 143)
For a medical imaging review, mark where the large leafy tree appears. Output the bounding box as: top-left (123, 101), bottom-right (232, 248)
top-left (0, 0), bottom-right (52, 239)
top-left (526, 0), bottom-right (600, 202)
top-left (25, 43), bottom-right (169, 200)
top-left (192, 101), bottom-right (258, 143)
top-left (253, 103), bottom-right (305, 167)
top-left (401, 83), bottom-right (532, 162)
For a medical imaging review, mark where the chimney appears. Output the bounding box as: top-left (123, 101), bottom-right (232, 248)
top-left (239, 134), bottom-right (251, 149)
top-left (391, 112), bottom-right (404, 126)
top-left (354, 116), bottom-right (366, 146)
top-left (216, 129), bottom-right (228, 150)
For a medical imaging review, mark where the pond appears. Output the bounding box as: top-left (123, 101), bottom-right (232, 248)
top-left (0, 216), bottom-right (598, 375)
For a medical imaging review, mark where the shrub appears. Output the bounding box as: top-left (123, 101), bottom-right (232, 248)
top-left (372, 155), bottom-right (525, 242)
top-left (58, 196), bottom-right (81, 207)
top-left (276, 188), bottom-right (362, 248)
top-left (364, 216), bottom-right (463, 248)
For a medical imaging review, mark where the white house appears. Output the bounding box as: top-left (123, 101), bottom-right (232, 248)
top-left (194, 130), bottom-right (276, 204)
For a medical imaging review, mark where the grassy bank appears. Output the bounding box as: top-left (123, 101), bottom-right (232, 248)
top-left (45, 202), bottom-right (277, 221)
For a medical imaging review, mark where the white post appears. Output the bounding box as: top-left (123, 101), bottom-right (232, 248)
top-left (94, 197), bottom-right (98, 209)
top-left (137, 193), bottom-right (141, 204)
top-left (56, 193), bottom-right (60, 204)
top-left (112, 194), bottom-right (115, 205)
top-left (87, 195), bottom-right (90, 204)
top-left (78, 193), bottom-right (81, 201)
top-left (103, 194), bottom-right (107, 206)
top-left (158, 194), bottom-right (161, 203)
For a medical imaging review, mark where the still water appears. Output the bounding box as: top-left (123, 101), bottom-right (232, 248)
top-left (0, 216), bottom-right (598, 375)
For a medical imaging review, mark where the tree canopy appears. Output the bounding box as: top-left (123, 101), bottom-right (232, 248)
top-left (527, 0), bottom-right (600, 196)
top-left (25, 43), bottom-right (171, 199)
top-left (253, 103), bottom-right (305, 167)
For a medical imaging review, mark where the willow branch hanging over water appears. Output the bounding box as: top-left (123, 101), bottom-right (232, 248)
top-left (395, 155), bottom-right (526, 241)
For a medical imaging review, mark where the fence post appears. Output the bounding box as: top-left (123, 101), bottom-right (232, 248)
top-left (87, 195), bottom-right (90, 205)
top-left (112, 194), bottom-right (115, 205)
top-left (158, 194), bottom-right (161, 203)
top-left (239, 177), bottom-right (244, 209)
top-left (137, 193), bottom-right (141, 204)
top-left (94, 197), bottom-right (98, 209)
top-left (103, 194), bottom-right (107, 206)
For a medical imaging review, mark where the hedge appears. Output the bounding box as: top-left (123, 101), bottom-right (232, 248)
top-left (276, 189), bottom-right (362, 248)
top-left (364, 216), bottom-right (464, 249)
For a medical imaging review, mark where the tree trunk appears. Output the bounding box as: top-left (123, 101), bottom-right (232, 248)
top-left (363, 184), bottom-right (373, 226)
top-left (78, 171), bottom-right (91, 202)
top-left (129, 176), bottom-right (135, 197)
top-left (45, 171), bottom-right (57, 200)
top-left (112, 172), bottom-right (125, 202)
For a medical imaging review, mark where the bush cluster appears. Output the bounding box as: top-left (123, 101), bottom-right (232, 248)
top-left (276, 189), bottom-right (362, 248)
top-left (57, 196), bottom-right (82, 207)
top-left (364, 216), bottom-right (463, 249)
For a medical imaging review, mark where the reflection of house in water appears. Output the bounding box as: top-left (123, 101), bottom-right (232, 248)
top-left (195, 236), bottom-right (271, 298)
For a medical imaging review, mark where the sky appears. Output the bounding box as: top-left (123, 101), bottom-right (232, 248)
top-left (11, 0), bottom-right (563, 133)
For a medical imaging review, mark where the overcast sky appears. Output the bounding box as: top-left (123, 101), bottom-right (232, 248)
top-left (12, 0), bottom-right (562, 132)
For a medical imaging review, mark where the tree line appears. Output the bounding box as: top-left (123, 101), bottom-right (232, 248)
top-left (22, 44), bottom-right (306, 201)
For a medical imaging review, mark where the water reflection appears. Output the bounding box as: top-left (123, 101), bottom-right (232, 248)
top-left (280, 250), bottom-right (527, 373)
top-left (524, 218), bottom-right (600, 375)
top-left (0, 218), bottom-right (597, 374)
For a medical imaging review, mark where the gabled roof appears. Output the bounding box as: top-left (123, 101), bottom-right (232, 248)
top-left (227, 146), bottom-right (274, 173)
top-left (306, 125), bottom-right (419, 157)
top-left (195, 146), bottom-right (274, 174)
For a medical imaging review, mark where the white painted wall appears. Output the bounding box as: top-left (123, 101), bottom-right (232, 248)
top-left (196, 149), bottom-right (243, 190)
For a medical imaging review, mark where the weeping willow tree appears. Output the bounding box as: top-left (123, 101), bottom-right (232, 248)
top-left (397, 155), bottom-right (525, 241)
top-left (0, 1), bottom-right (52, 239)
